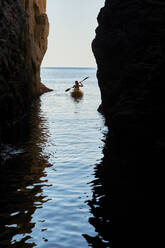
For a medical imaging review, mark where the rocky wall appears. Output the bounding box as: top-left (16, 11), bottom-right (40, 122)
top-left (92, 1), bottom-right (165, 244)
top-left (92, 0), bottom-right (165, 140)
top-left (0, 0), bottom-right (49, 143)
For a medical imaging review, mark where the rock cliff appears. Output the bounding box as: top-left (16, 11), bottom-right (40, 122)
top-left (92, 0), bottom-right (165, 245)
top-left (92, 0), bottom-right (165, 139)
top-left (0, 0), bottom-right (49, 143)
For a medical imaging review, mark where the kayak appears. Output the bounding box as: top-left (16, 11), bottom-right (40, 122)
top-left (71, 89), bottom-right (84, 98)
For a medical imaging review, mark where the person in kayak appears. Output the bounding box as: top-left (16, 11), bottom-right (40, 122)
top-left (65, 77), bottom-right (88, 92)
top-left (73, 81), bottom-right (83, 90)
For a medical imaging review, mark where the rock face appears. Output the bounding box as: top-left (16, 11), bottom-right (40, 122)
top-left (92, 1), bottom-right (165, 244)
top-left (0, 0), bottom-right (49, 143)
top-left (92, 0), bottom-right (165, 138)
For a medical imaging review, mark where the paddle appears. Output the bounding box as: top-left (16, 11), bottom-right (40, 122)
top-left (65, 77), bottom-right (89, 92)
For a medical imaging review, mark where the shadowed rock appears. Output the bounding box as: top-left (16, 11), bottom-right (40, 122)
top-left (92, 0), bottom-right (165, 246)
top-left (92, 0), bottom-right (165, 135)
top-left (0, 0), bottom-right (50, 143)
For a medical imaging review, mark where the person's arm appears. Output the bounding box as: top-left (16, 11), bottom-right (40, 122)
top-left (79, 82), bottom-right (83, 87)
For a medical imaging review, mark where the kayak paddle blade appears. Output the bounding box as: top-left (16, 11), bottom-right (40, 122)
top-left (65, 88), bottom-right (71, 92)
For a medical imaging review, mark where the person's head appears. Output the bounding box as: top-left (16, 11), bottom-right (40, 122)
top-left (75, 81), bottom-right (79, 85)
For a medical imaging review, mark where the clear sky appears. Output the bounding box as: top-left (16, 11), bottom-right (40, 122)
top-left (42, 0), bottom-right (105, 68)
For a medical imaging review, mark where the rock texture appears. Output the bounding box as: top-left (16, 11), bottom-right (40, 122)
top-left (92, 1), bottom-right (165, 245)
top-left (92, 0), bottom-right (165, 138)
top-left (0, 0), bottom-right (49, 143)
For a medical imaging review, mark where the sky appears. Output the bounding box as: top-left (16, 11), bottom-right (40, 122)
top-left (42, 0), bottom-right (105, 68)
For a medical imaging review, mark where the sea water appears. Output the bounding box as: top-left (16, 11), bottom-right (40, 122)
top-left (0, 67), bottom-right (109, 248)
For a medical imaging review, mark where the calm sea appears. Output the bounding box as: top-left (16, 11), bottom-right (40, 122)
top-left (0, 67), bottom-right (110, 248)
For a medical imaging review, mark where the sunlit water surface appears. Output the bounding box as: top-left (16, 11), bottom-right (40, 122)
top-left (0, 68), bottom-right (108, 248)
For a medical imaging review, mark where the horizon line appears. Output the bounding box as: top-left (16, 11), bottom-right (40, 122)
top-left (41, 66), bottom-right (97, 69)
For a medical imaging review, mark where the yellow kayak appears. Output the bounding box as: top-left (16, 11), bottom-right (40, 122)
top-left (71, 89), bottom-right (84, 98)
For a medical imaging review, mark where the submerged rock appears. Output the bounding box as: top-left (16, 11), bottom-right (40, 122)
top-left (0, 0), bottom-right (49, 143)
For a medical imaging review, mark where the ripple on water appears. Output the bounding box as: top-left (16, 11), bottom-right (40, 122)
top-left (0, 68), bottom-right (107, 248)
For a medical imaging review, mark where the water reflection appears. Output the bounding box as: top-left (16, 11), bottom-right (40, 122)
top-left (70, 93), bottom-right (84, 103)
top-left (0, 100), bottom-right (52, 248)
top-left (84, 129), bottom-right (152, 247)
